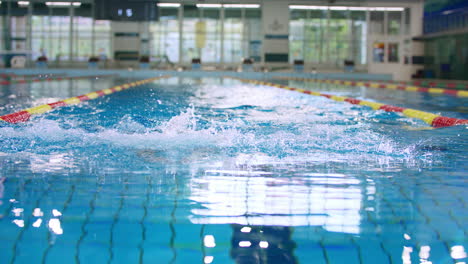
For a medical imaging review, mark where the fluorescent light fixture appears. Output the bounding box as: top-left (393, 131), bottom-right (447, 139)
top-left (329, 6), bottom-right (348, 10)
top-left (18, 1), bottom-right (30, 6)
top-left (224, 4), bottom-right (260, 8)
top-left (385, 7), bottom-right (405, 11)
top-left (289, 5), bottom-right (405, 11)
top-left (347, 7), bottom-right (369, 11)
top-left (196, 3), bottom-right (221, 8)
top-left (368, 7), bottom-right (404, 11)
top-left (157, 3), bottom-right (181, 8)
top-left (289, 5), bottom-right (327, 10)
top-left (45, 2), bottom-right (82, 7)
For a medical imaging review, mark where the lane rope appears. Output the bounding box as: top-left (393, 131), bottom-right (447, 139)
top-left (229, 77), bottom-right (468, 128)
top-left (274, 77), bottom-right (468, 97)
top-left (0, 76), bottom-right (170, 124)
top-left (0, 74), bottom-right (116, 86)
top-left (358, 79), bottom-right (468, 90)
top-left (1, 73), bottom-right (66, 79)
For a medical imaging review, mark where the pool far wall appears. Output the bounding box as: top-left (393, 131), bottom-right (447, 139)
top-left (0, 68), bottom-right (393, 81)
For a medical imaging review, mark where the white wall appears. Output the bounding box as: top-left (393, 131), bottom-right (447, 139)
top-left (367, 1), bottom-right (425, 80)
top-left (261, 0), bottom-right (289, 65)
top-left (110, 21), bottom-right (150, 67)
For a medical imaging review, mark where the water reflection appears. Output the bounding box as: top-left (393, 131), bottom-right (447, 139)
top-left (230, 225), bottom-right (297, 264)
top-left (189, 168), bottom-right (362, 234)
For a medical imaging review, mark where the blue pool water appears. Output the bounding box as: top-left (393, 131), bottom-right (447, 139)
top-left (0, 75), bottom-right (467, 264)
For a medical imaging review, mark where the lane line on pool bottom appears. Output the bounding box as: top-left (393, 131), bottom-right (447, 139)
top-left (229, 77), bottom-right (468, 128)
top-left (0, 74), bottom-right (116, 86)
top-left (274, 77), bottom-right (468, 97)
top-left (0, 76), bottom-right (170, 124)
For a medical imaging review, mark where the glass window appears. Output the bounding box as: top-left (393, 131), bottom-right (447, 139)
top-left (350, 11), bottom-right (367, 65)
top-left (150, 7), bottom-right (179, 65)
top-left (32, 15), bottom-right (51, 60)
top-left (289, 10), bottom-right (306, 63)
top-left (370, 11), bottom-right (384, 35)
top-left (388, 43), bottom-right (399, 62)
top-left (224, 8), bottom-right (243, 63)
top-left (329, 10), bottom-right (350, 66)
top-left (404, 8), bottom-right (411, 35)
top-left (304, 10), bottom-right (327, 64)
top-left (388, 11), bottom-right (402, 35)
top-left (10, 16), bottom-right (28, 51)
top-left (72, 16), bottom-right (92, 61)
top-left (245, 9), bottom-right (262, 62)
top-left (373, 42), bottom-right (385, 62)
top-left (73, 4), bottom-right (93, 61)
top-left (44, 7), bottom-right (71, 61)
top-left (182, 7), bottom-right (200, 62)
top-left (0, 11), bottom-right (3, 52)
top-left (94, 20), bottom-right (112, 60)
top-left (200, 8), bottom-right (221, 63)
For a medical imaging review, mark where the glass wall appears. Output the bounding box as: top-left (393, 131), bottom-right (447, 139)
top-left (350, 11), bottom-right (367, 65)
top-left (329, 10), bottom-right (350, 66)
top-left (2, 3), bottom-right (412, 68)
top-left (50, 13), bottom-right (71, 61)
top-left (289, 10), bottom-right (306, 63)
top-left (0, 3), bottom-right (4, 52)
top-left (224, 8), bottom-right (243, 63)
top-left (150, 7), bottom-right (179, 64)
top-left (150, 5), bottom-right (261, 64)
top-left (182, 6), bottom-right (200, 63)
top-left (8, 2), bottom-right (28, 53)
top-left (289, 8), bottom-right (367, 66)
top-left (72, 4), bottom-right (93, 61)
top-left (31, 6), bottom-right (71, 62)
top-left (31, 14), bottom-right (50, 60)
top-left (200, 8), bottom-right (221, 63)
top-left (388, 11), bottom-right (402, 35)
top-left (94, 20), bottom-right (111, 60)
top-left (245, 9), bottom-right (262, 62)
top-left (369, 11), bottom-right (384, 35)
top-left (424, 33), bottom-right (468, 80)
top-left (290, 7), bottom-right (407, 67)
top-left (1, 3), bottom-right (262, 67)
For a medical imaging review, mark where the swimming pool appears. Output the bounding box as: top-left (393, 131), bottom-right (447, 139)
top-left (0, 74), bottom-right (467, 264)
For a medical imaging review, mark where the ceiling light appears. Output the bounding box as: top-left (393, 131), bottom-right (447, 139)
top-left (224, 4), bottom-right (260, 8)
top-left (329, 6), bottom-right (348, 10)
top-left (289, 5), bottom-right (327, 10)
top-left (45, 2), bottom-right (82, 7)
top-left (18, 1), bottom-right (30, 6)
top-left (385, 7), bottom-right (405, 11)
top-left (348, 7), bottom-right (368, 11)
top-left (196, 3), bottom-right (222, 8)
top-left (157, 3), bottom-right (181, 8)
top-left (289, 5), bottom-right (405, 11)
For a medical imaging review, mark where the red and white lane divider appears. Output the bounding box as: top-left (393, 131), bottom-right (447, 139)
top-left (0, 76), bottom-right (170, 124)
top-left (275, 77), bottom-right (468, 97)
top-left (230, 77), bottom-right (468, 128)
